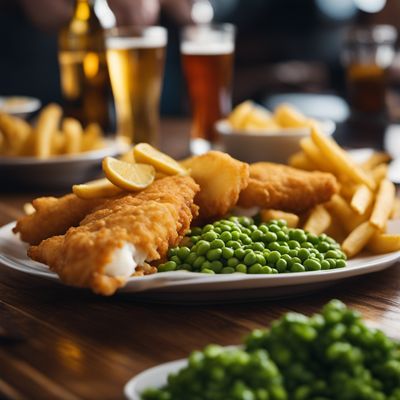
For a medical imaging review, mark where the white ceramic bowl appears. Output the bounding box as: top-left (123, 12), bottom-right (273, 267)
top-left (0, 96), bottom-right (41, 119)
top-left (216, 119), bottom-right (335, 164)
top-left (0, 139), bottom-right (130, 190)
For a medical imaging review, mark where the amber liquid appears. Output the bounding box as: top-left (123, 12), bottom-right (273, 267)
top-left (182, 50), bottom-right (233, 142)
top-left (347, 64), bottom-right (387, 114)
top-left (58, 0), bottom-right (111, 130)
top-left (106, 42), bottom-right (165, 145)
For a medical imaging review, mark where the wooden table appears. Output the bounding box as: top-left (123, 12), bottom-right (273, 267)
top-left (1, 120), bottom-right (400, 400)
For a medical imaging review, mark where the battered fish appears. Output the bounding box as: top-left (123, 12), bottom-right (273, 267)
top-left (28, 176), bottom-right (199, 295)
top-left (14, 194), bottom-right (105, 245)
top-left (238, 162), bottom-right (338, 213)
top-left (181, 151), bottom-right (249, 221)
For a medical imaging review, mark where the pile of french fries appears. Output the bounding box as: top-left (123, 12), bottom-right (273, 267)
top-left (0, 103), bottom-right (106, 159)
top-left (272, 122), bottom-right (400, 258)
top-left (227, 101), bottom-right (312, 133)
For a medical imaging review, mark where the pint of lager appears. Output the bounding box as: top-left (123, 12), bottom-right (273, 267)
top-left (106, 27), bottom-right (167, 145)
top-left (58, 0), bottom-right (111, 131)
top-left (181, 24), bottom-right (235, 143)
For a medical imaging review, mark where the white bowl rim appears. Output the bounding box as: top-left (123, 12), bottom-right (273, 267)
top-left (0, 138), bottom-right (130, 165)
top-left (215, 119), bottom-right (335, 138)
top-left (0, 96), bottom-right (42, 114)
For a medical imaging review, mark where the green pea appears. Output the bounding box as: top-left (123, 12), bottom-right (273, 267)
top-left (210, 239), bottom-right (225, 249)
top-left (259, 225), bottom-right (269, 234)
top-left (158, 261), bottom-right (177, 272)
top-left (244, 252), bottom-right (258, 266)
top-left (202, 224), bottom-right (214, 232)
top-left (290, 229), bottom-right (307, 243)
top-left (291, 262), bottom-right (306, 273)
top-left (231, 231), bottom-right (241, 241)
top-left (264, 232), bottom-right (278, 243)
top-left (248, 263), bottom-right (262, 274)
top-left (240, 235), bottom-right (252, 245)
top-left (304, 258), bottom-right (321, 271)
top-left (206, 248), bottom-right (223, 261)
top-left (260, 266), bottom-right (273, 274)
top-left (177, 263), bottom-right (192, 271)
top-left (278, 245), bottom-right (289, 255)
top-left (220, 224), bottom-right (232, 232)
top-left (220, 247), bottom-right (233, 259)
top-left (193, 256), bottom-right (206, 269)
top-left (276, 258), bottom-right (288, 272)
top-left (288, 249), bottom-right (298, 257)
top-left (307, 233), bottom-right (319, 244)
top-left (321, 260), bottom-right (331, 270)
top-left (268, 242), bottom-right (280, 251)
top-left (196, 240), bottom-right (211, 256)
top-left (336, 259), bottom-right (346, 268)
top-left (168, 247), bottom-right (178, 257)
top-left (226, 240), bottom-right (241, 249)
top-left (190, 227), bottom-right (202, 236)
top-left (234, 248), bottom-right (246, 260)
top-left (186, 252), bottom-right (197, 265)
top-left (256, 254), bottom-right (266, 265)
top-left (177, 246), bottom-right (190, 260)
top-left (201, 268), bottom-right (215, 274)
top-left (220, 231), bottom-right (232, 242)
top-left (269, 224), bottom-right (281, 233)
top-left (170, 255), bottom-right (181, 265)
top-left (191, 235), bottom-right (200, 243)
top-left (235, 264), bottom-right (247, 273)
top-left (317, 242), bottom-right (330, 253)
top-left (277, 231), bottom-right (289, 241)
top-left (201, 260), bottom-right (211, 270)
top-left (227, 257), bottom-right (240, 267)
top-left (298, 248), bottom-right (310, 261)
top-left (252, 242), bottom-right (265, 251)
top-left (251, 230), bottom-right (263, 242)
top-left (288, 240), bottom-right (300, 249)
top-left (326, 258), bottom-right (337, 268)
top-left (267, 251), bottom-right (281, 265)
top-left (202, 231), bottom-right (218, 242)
top-left (282, 254), bottom-right (291, 264)
top-left (214, 227), bottom-right (222, 234)
top-left (222, 267), bottom-right (235, 274)
top-left (238, 216), bottom-right (253, 226)
top-left (210, 260), bottom-right (223, 273)
top-left (325, 250), bottom-right (340, 259)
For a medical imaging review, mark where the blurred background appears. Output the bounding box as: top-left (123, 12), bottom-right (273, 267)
top-left (1, 0), bottom-right (400, 149)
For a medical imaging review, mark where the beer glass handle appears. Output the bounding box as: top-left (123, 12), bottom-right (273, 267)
top-left (191, 0), bottom-right (214, 24)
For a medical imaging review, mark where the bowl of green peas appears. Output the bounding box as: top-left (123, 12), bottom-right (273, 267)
top-left (125, 300), bottom-right (400, 400)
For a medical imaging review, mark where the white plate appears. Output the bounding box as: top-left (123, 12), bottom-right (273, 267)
top-left (1, 221), bottom-right (399, 302)
top-left (0, 139), bottom-right (130, 190)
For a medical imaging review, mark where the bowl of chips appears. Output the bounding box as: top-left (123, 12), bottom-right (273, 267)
top-left (216, 102), bottom-right (335, 164)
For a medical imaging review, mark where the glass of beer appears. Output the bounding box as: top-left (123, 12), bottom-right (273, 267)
top-left (181, 24), bottom-right (235, 149)
top-left (342, 25), bottom-right (397, 116)
top-left (106, 26), bottom-right (167, 145)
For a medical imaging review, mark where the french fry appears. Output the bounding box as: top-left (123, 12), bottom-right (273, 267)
top-left (260, 209), bottom-right (299, 228)
top-left (243, 106), bottom-right (279, 131)
top-left (326, 194), bottom-right (355, 232)
top-left (325, 219), bottom-right (347, 244)
top-left (370, 163), bottom-right (388, 184)
top-left (288, 151), bottom-right (315, 171)
top-left (367, 232), bottom-right (400, 254)
top-left (370, 179), bottom-right (396, 230)
top-left (391, 197), bottom-right (400, 219)
top-left (228, 101), bottom-right (254, 130)
top-left (34, 103), bottom-right (62, 159)
top-left (274, 104), bottom-right (312, 128)
top-left (310, 124), bottom-right (376, 190)
top-left (51, 130), bottom-right (65, 155)
top-left (0, 113), bottom-right (31, 155)
top-left (350, 184), bottom-right (374, 215)
top-left (300, 137), bottom-right (333, 172)
top-left (81, 122), bottom-right (104, 151)
top-left (63, 118), bottom-right (83, 154)
top-left (342, 221), bottom-right (377, 258)
top-left (361, 151), bottom-right (390, 170)
top-left (303, 205), bottom-right (331, 235)
top-left (340, 182), bottom-right (358, 200)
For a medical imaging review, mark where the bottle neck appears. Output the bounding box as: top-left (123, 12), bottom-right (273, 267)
top-left (74, 0), bottom-right (96, 21)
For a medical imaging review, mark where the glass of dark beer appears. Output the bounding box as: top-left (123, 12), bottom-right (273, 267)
top-left (342, 25), bottom-right (397, 116)
top-left (181, 24), bottom-right (235, 151)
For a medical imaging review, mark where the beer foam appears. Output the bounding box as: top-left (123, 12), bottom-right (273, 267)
top-left (107, 33), bottom-right (167, 49)
top-left (181, 41), bottom-right (234, 55)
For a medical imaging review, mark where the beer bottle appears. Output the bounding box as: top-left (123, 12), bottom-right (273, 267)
top-left (58, 0), bottom-right (111, 130)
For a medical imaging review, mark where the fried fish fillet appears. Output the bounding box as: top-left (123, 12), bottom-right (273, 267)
top-left (28, 176), bottom-right (199, 295)
top-left (238, 162), bottom-right (338, 213)
top-left (13, 194), bottom-right (106, 245)
top-left (181, 151), bottom-right (249, 221)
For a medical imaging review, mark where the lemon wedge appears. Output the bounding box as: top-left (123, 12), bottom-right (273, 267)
top-left (133, 143), bottom-right (188, 176)
top-left (103, 156), bottom-right (155, 191)
top-left (73, 178), bottom-right (123, 199)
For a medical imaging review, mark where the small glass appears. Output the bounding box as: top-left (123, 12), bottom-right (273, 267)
top-left (106, 26), bottom-right (167, 145)
top-left (342, 25), bottom-right (397, 115)
top-left (181, 24), bottom-right (235, 152)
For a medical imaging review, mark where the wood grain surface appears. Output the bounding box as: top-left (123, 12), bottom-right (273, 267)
top-left (0, 121), bottom-right (399, 399)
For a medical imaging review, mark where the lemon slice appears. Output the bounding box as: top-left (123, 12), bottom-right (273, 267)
top-left (133, 143), bottom-right (188, 176)
top-left (103, 156), bottom-right (155, 191)
top-left (73, 178), bottom-right (123, 199)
